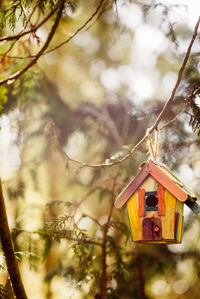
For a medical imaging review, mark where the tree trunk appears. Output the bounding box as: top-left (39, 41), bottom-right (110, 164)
top-left (0, 180), bottom-right (28, 299)
top-left (137, 256), bottom-right (147, 299)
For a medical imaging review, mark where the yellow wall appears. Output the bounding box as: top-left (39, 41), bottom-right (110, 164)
top-left (127, 176), bottom-right (184, 242)
top-left (127, 192), bottom-right (142, 241)
top-left (176, 198), bottom-right (184, 215)
top-left (127, 176), bottom-right (156, 241)
top-left (161, 190), bottom-right (176, 239)
top-left (176, 213), bottom-right (184, 243)
top-left (141, 176), bottom-right (156, 191)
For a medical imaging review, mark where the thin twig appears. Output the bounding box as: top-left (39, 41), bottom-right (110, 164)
top-left (73, 187), bottom-right (103, 211)
top-left (58, 16), bottom-right (200, 169)
top-left (0, 39), bottom-right (19, 63)
top-left (159, 104), bottom-right (189, 130)
top-left (80, 213), bottom-right (103, 227)
top-left (159, 82), bottom-right (200, 130)
top-left (45, 0), bottom-right (107, 54)
top-left (153, 16), bottom-right (200, 129)
top-left (23, 4), bottom-right (37, 30)
top-left (12, 227), bottom-right (103, 247)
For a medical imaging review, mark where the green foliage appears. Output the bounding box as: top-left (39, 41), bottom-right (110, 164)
top-left (1, 70), bottom-right (41, 115)
top-left (15, 250), bottom-right (39, 261)
top-left (0, 0), bottom-right (80, 35)
top-left (98, 189), bottom-right (110, 202)
top-left (189, 93), bottom-right (200, 135)
top-left (0, 9), bottom-right (6, 34)
top-left (45, 215), bottom-right (89, 242)
top-left (7, 180), bottom-right (25, 200)
top-left (65, 0), bottom-right (79, 13)
top-left (72, 242), bottom-right (93, 280)
top-left (0, 0), bottom-right (58, 33)
top-left (0, 263), bottom-right (6, 271)
top-left (36, 0), bottom-right (60, 13)
top-left (12, 71), bottom-right (41, 105)
top-left (110, 219), bottom-right (130, 243)
top-left (0, 284), bottom-right (8, 299)
top-left (0, 0), bottom-right (29, 32)
top-left (41, 235), bottom-right (52, 262)
top-left (0, 86), bottom-right (8, 112)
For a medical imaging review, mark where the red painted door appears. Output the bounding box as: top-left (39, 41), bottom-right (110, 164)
top-left (142, 218), bottom-right (162, 240)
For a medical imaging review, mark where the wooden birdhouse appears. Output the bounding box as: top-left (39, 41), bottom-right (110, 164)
top-left (115, 159), bottom-right (199, 244)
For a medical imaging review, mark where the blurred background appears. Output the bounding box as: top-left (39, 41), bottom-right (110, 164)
top-left (0, 0), bottom-right (200, 298)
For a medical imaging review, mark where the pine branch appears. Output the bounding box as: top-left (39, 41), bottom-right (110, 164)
top-left (0, 0), bottom-right (107, 60)
top-left (187, 84), bottom-right (200, 134)
top-left (0, 0), bottom-right (65, 86)
top-left (0, 180), bottom-right (28, 299)
top-left (0, 4), bottom-right (59, 42)
top-left (12, 227), bottom-right (103, 247)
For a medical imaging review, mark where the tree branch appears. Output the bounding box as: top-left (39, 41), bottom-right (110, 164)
top-left (12, 227), bottom-right (103, 247)
top-left (81, 213), bottom-right (103, 228)
top-left (58, 16), bottom-right (200, 168)
top-left (0, 5), bottom-right (58, 42)
top-left (100, 178), bottom-right (116, 299)
top-left (0, 0), bottom-right (65, 86)
top-left (0, 180), bottom-right (28, 299)
top-left (45, 0), bottom-right (107, 54)
top-left (153, 16), bottom-right (200, 129)
top-left (0, 0), bottom-right (107, 60)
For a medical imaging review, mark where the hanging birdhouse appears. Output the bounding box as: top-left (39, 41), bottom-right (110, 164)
top-left (115, 159), bottom-right (199, 244)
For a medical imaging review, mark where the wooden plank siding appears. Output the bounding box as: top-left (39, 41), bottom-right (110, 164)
top-left (138, 189), bottom-right (145, 216)
top-left (127, 192), bottom-right (142, 241)
top-left (180, 216), bottom-right (184, 243)
top-left (175, 199), bottom-right (184, 243)
top-left (157, 184), bottom-right (165, 216)
top-left (161, 190), bottom-right (176, 240)
top-left (176, 199), bottom-right (184, 215)
top-left (127, 212), bottom-right (133, 241)
top-left (175, 213), bottom-right (184, 243)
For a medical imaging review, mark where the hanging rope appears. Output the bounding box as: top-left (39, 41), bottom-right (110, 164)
top-left (154, 129), bottom-right (159, 160)
top-left (148, 132), bottom-right (156, 160)
top-left (147, 129), bottom-right (160, 160)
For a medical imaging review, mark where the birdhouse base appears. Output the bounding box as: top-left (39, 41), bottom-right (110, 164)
top-left (134, 239), bottom-right (181, 245)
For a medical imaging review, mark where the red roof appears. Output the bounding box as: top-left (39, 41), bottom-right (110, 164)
top-left (115, 159), bottom-right (197, 209)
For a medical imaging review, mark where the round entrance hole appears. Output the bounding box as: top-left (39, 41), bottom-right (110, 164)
top-left (146, 195), bottom-right (158, 207)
